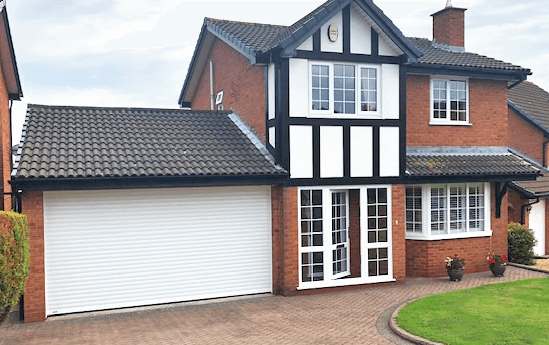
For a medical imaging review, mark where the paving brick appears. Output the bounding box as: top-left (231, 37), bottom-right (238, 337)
top-left (3, 266), bottom-right (546, 345)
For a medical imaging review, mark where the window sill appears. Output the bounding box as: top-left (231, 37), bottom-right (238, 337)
top-left (305, 113), bottom-right (383, 119)
top-left (405, 230), bottom-right (492, 241)
top-left (429, 121), bottom-right (472, 126)
top-left (297, 275), bottom-right (395, 290)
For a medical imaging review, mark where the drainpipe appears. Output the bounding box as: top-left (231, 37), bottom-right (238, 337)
top-left (541, 140), bottom-right (549, 168)
top-left (209, 61), bottom-right (214, 110)
top-left (521, 197), bottom-right (540, 225)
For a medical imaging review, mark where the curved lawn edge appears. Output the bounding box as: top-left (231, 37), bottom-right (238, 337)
top-left (389, 277), bottom-right (549, 345)
top-left (389, 300), bottom-right (445, 345)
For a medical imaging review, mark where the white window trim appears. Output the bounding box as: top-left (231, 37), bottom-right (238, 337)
top-left (298, 185), bottom-right (395, 290)
top-left (405, 183), bottom-right (492, 241)
top-left (308, 61), bottom-right (381, 119)
top-left (429, 76), bottom-right (470, 125)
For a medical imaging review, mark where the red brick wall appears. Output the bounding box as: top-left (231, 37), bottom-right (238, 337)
top-left (22, 191), bottom-right (45, 323)
top-left (508, 189), bottom-right (528, 226)
top-left (191, 38), bottom-right (267, 140)
top-left (406, 183), bottom-right (508, 277)
top-left (432, 8), bottom-right (465, 47)
top-left (407, 76), bottom-right (509, 147)
top-left (279, 186), bottom-right (298, 295)
top-left (0, 62), bottom-right (11, 210)
top-left (508, 108), bottom-right (545, 164)
top-left (392, 185), bottom-right (406, 281)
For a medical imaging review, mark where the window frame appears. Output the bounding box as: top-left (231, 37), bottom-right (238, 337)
top-left (430, 76), bottom-right (470, 125)
top-left (309, 61), bottom-right (381, 118)
top-left (405, 183), bottom-right (491, 240)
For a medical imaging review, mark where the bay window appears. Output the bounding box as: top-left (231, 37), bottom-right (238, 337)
top-left (310, 62), bottom-right (380, 116)
top-left (405, 183), bottom-right (490, 239)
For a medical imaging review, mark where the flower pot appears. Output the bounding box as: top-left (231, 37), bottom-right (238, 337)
top-left (447, 268), bottom-right (464, 281)
top-left (489, 264), bottom-right (506, 277)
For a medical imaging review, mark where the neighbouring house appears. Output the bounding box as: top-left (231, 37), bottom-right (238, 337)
top-left (507, 81), bottom-right (549, 256)
top-left (0, 2), bottom-right (22, 210)
top-left (15, 0), bottom-right (541, 323)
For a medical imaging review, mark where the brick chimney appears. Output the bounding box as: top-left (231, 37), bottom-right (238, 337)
top-left (431, 3), bottom-right (467, 48)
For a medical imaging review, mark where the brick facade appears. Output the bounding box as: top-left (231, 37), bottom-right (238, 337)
top-left (22, 191), bottom-right (46, 323)
top-left (0, 62), bottom-right (11, 211)
top-left (406, 183), bottom-right (508, 277)
top-left (407, 75), bottom-right (509, 147)
top-left (508, 108), bottom-right (545, 164)
top-left (191, 38), bottom-right (267, 140)
top-left (392, 185), bottom-right (406, 280)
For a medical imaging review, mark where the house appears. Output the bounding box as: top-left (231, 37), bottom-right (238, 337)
top-left (0, 2), bottom-right (22, 211)
top-left (507, 81), bottom-right (549, 256)
top-left (15, 0), bottom-right (540, 323)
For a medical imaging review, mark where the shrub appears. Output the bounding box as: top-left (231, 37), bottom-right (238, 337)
top-left (0, 212), bottom-right (30, 313)
top-left (508, 223), bottom-right (537, 265)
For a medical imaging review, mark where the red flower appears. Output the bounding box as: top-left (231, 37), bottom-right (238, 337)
top-left (503, 255), bottom-right (508, 260)
top-left (490, 259), bottom-right (495, 263)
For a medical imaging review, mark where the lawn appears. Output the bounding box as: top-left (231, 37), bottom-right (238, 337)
top-left (396, 278), bottom-right (549, 345)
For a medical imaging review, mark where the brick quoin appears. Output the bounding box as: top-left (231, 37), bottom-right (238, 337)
top-left (191, 38), bottom-right (267, 140)
top-left (22, 191), bottom-right (46, 323)
top-left (407, 75), bottom-right (509, 147)
top-left (406, 183), bottom-right (508, 277)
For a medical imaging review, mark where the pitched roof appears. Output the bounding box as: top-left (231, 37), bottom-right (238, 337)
top-left (509, 81), bottom-right (549, 133)
top-left (407, 37), bottom-right (530, 73)
top-left (406, 147), bottom-right (540, 180)
top-left (13, 105), bottom-right (286, 182)
top-left (512, 169), bottom-right (549, 198)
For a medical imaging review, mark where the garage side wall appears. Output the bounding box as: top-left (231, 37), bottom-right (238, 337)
top-left (22, 190), bottom-right (46, 323)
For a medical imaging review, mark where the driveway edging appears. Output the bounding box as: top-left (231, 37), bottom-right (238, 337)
top-left (389, 300), bottom-right (444, 345)
top-left (508, 262), bottom-right (549, 274)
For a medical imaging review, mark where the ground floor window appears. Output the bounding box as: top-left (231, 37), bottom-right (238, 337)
top-left (298, 185), bottom-right (393, 288)
top-left (405, 183), bottom-right (490, 240)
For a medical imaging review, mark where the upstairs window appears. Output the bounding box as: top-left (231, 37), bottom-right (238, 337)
top-left (431, 78), bottom-right (468, 124)
top-left (310, 62), bottom-right (380, 116)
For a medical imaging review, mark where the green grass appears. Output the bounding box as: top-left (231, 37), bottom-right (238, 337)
top-left (397, 278), bottom-right (549, 345)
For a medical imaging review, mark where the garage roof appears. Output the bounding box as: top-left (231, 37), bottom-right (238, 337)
top-left (13, 105), bottom-right (286, 183)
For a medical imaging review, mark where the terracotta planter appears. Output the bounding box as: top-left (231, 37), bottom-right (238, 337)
top-left (447, 268), bottom-right (464, 281)
top-left (489, 264), bottom-right (506, 277)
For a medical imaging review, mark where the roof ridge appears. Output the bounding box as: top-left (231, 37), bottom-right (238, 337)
top-left (26, 104), bottom-right (233, 114)
top-left (206, 17), bottom-right (288, 29)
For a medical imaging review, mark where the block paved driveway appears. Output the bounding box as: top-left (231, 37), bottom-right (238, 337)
top-left (2, 267), bottom-right (547, 345)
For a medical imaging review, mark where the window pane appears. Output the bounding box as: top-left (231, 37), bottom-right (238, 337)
top-left (311, 64), bottom-right (330, 111)
top-left (360, 67), bottom-right (377, 112)
top-left (334, 64), bottom-right (355, 114)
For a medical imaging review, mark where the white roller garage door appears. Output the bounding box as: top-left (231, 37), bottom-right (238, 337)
top-left (44, 186), bottom-right (272, 316)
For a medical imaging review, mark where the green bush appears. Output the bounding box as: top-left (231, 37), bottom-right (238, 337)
top-left (508, 223), bottom-right (537, 265)
top-left (0, 211), bottom-right (30, 313)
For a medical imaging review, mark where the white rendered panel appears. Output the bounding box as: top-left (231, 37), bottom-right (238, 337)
top-left (44, 186), bottom-right (272, 316)
top-left (298, 36), bottom-right (313, 51)
top-left (379, 34), bottom-right (399, 56)
top-left (320, 126), bottom-right (343, 178)
top-left (320, 11), bottom-right (343, 53)
top-left (381, 64), bottom-right (400, 119)
top-left (290, 125), bottom-right (313, 178)
top-left (289, 58), bottom-right (308, 118)
top-left (379, 127), bottom-right (400, 177)
top-left (268, 63), bottom-right (275, 120)
top-left (530, 199), bottom-right (546, 256)
top-left (350, 6), bottom-right (371, 55)
top-left (269, 126), bottom-right (276, 147)
top-left (350, 126), bottom-right (373, 177)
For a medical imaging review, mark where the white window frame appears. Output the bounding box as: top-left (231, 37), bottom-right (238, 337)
top-left (309, 61), bottom-right (381, 118)
top-left (405, 183), bottom-right (492, 240)
top-left (298, 185), bottom-right (395, 290)
top-left (430, 76), bottom-right (470, 125)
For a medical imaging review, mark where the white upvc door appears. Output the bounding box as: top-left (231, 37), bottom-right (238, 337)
top-left (330, 190), bottom-right (350, 279)
top-left (530, 200), bottom-right (546, 256)
top-left (44, 186), bottom-right (272, 316)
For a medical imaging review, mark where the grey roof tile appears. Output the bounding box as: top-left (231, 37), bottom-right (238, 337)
top-left (13, 105), bottom-right (286, 181)
top-left (509, 81), bottom-right (549, 132)
top-left (406, 152), bottom-right (539, 177)
top-left (408, 37), bottom-right (529, 72)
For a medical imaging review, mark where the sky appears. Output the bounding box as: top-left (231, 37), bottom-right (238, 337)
top-left (6, 0), bottom-right (549, 144)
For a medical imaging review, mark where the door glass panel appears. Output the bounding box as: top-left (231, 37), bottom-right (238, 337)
top-left (332, 191), bottom-right (349, 277)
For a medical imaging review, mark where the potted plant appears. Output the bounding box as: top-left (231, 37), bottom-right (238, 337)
top-left (445, 254), bottom-right (465, 281)
top-left (487, 253), bottom-right (507, 277)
